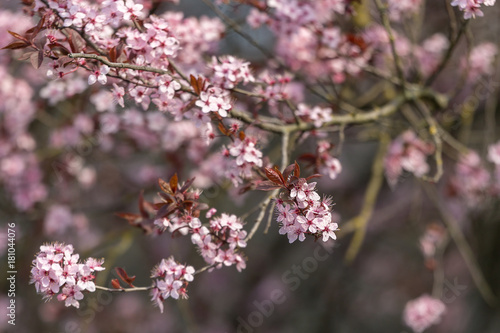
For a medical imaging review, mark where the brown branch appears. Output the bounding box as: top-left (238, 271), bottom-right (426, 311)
top-left (69, 53), bottom-right (170, 74)
top-left (344, 133), bottom-right (389, 262)
top-left (95, 285), bottom-right (153, 293)
top-left (374, 0), bottom-right (408, 92)
top-left (426, 20), bottom-right (469, 86)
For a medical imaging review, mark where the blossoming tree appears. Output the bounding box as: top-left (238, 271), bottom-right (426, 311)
top-left (1, 0), bottom-right (500, 332)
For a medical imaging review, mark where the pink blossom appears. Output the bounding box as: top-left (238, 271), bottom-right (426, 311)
top-left (403, 294), bottom-right (446, 333)
top-left (150, 257), bottom-right (194, 312)
top-left (320, 155), bottom-right (342, 180)
top-left (88, 65), bottom-right (110, 85)
top-left (385, 130), bottom-right (434, 187)
top-left (30, 243), bottom-right (105, 308)
top-left (117, 0), bottom-right (144, 20)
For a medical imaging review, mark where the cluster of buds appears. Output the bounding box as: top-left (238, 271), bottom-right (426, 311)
top-left (29, 242), bottom-right (104, 308)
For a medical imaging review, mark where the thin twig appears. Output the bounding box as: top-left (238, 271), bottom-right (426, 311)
top-left (374, 0), bottom-right (408, 93)
top-left (246, 131), bottom-right (291, 241)
top-left (95, 285), bottom-right (153, 293)
top-left (264, 200), bottom-right (276, 234)
top-left (426, 20), bottom-right (469, 86)
top-left (231, 88), bottom-right (448, 134)
top-left (344, 133), bottom-right (389, 262)
top-left (69, 53), bottom-right (170, 75)
top-left (416, 101), bottom-right (444, 183)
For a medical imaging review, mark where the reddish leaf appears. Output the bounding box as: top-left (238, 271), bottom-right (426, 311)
top-left (155, 203), bottom-right (176, 219)
top-left (238, 183), bottom-right (254, 194)
top-left (111, 279), bottom-right (122, 289)
top-left (190, 75), bottom-right (199, 94)
top-left (115, 212), bottom-right (142, 222)
top-left (1, 41), bottom-right (29, 50)
top-left (17, 51), bottom-right (35, 61)
top-left (157, 191), bottom-right (173, 204)
top-left (115, 267), bottom-right (136, 287)
top-left (255, 180), bottom-right (283, 191)
top-left (298, 153), bottom-right (317, 163)
top-left (282, 164), bottom-right (295, 183)
top-left (169, 173), bottom-right (178, 193)
top-left (179, 177), bottom-right (195, 192)
top-left (239, 131), bottom-right (246, 140)
top-left (158, 178), bottom-right (173, 194)
top-left (153, 202), bottom-right (167, 210)
top-left (197, 76), bottom-right (205, 92)
top-left (7, 30), bottom-right (28, 42)
top-left (30, 50), bottom-right (43, 69)
top-left (294, 162), bottom-right (300, 178)
top-left (274, 166), bottom-right (286, 184)
top-left (264, 167), bottom-right (285, 185)
top-left (138, 191), bottom-right (148, 217)
top-left (218, 122), bottom-right (229, 136)
top-left (306, 174), bottom-right (322, 181)
top-left (346, 33), bottom-right (367, 52)
top-left (26, 15), bottom-right (46, 40)
top-left (109, 46), bottom-right (117, 62)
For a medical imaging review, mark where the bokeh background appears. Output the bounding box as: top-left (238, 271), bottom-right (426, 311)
top-left (1, 0), bottom-right (500, 332)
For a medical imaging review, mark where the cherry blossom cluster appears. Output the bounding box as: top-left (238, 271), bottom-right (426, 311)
top-left (384, 130), bottom-right (435, 187)
top-left (463, 42), bottom-right (498, 83)
top-left (195, 86), bottom-right (233, 118)
top-left (365, 26), bottom-right (448, 80)
top-left (155, 211), bottom-right (247, 272)
top-left (29, 242), bottom-right (105, 308)
top-left (223, 136), bottom-right (264, 186)
top-left (32, 0), bottom-right (225, 117)
top-left (387, 0), bottom-right (423, 21)
top-left (403, 294), bottom-right (446, 333)
top-left (451, 0), bottom-right (496, 19)
top-left (122, 16), bottom-right (180, 66)
top-left (316, 141), bottom-right (342, 180)
top-left (0, 64), bottom-right (46, 211)
top-left (150, 257), bottom-right (195, 313)
top-left (190, 213), bottom-right (247, 272)
top-left (275, 180), bottom-right (338, 243)
top-left (256, 163), bottom-right (339, 243)
top-left (449, 150), bottom-right (494, 206)
top-left (142, 175), bottom-right (248, 272)
top-left (209, 56), bottom-right (255, 89)
top-left (296, 103), bottom-right (333, 128)
top-left (247, 0), bottom-right (370, 84)
top-left (253, 71), bottom-right (295, 113)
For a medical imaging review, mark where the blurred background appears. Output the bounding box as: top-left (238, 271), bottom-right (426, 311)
top-left (1, 0), bottom-right (500, 332)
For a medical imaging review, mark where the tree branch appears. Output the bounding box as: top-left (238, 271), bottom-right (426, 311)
top-left (344, 133), bottom-right (389, 262)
